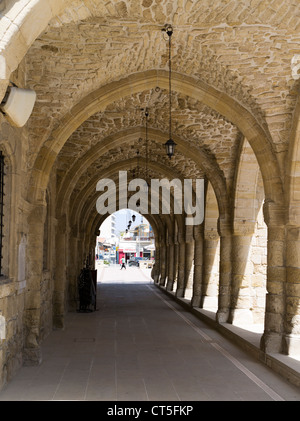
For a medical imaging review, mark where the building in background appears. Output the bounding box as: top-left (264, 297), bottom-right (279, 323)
top-left (96, 210), bottom-right (155, 264)
top-left (95, 214), bottom-right (117, 263)
top-left (117, 219), bottom-right (155, 264)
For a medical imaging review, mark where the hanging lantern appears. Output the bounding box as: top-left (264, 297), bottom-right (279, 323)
top-left (162, 24), bottom-right (176, 159)
top-left (165, 138), bottom-right (176, 159)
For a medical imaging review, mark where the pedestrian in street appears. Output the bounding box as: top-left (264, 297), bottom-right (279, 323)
top-left (120, 257), bottom-right (126, 270)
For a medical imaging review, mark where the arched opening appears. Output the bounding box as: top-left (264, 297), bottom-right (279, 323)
top-left (230, 139), bottom-right (267, 335)
top-left (95, 209), bottom-right (155, 268)
top-left (201, 182), bottom-right (220, 312)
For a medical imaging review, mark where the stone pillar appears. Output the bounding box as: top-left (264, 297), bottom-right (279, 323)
top-left (216, 219), bottom-right (232, 323)
top-left (183, 225), bottom-right (194, 299)
top-left (228, 226), bottom-right (254, 325)
top-left (173, 236), bottom-right (179, 290)
top-left (24, 203), bottom-right (46, 365)
top-left (77, 229), bottom-right (85, 269)
top-left (68, 224), bottom-right (80, 311)
top-left (191, 224), bottom-right (204, 307)
top-left (260, 202), bottom-right (285, 354)
top-left (53, 214), bottom-right (68, 329)
top-left (283, 225), bottom-right (300, 356)
top-left (166, 239), bottom-right (175, 291)
top-left (176, 233), bottom-right (186, 297)
top-left (159, 237), bottom-right (167, 286)
top-left (151, 241), bottom-right (161, 283)
top-left (201, 228), bottom-right (219, 309)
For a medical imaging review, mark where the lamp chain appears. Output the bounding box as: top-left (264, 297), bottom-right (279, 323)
top-left (168, 28), bottom-right (172, 140)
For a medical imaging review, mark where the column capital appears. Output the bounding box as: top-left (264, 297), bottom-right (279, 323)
top-left (233, 221), bottom-right (255, 236)
top-left (204, 227), bottom-right (219, 240)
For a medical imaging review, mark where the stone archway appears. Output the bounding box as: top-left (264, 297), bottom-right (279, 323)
top-left (28, 70), bottom-right (283, 212)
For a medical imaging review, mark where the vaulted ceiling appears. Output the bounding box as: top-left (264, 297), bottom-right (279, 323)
top-left (16, 0), bottom-right (300, 225)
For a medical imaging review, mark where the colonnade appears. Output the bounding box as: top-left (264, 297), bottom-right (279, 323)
top-left (150, 202), bottom-right (300, 358)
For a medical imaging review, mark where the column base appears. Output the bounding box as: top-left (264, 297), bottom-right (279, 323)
top-left (53, 314), bottom-right (64, 330)
top-left (22, 347), bottom-right (42, 367)
top-left (191, 295), bottom-right (201, 307)
top-left (159, 276), bottom-right (166, 287)
top-left (175, 287), bottom-right (184, 298)
top-left (216, 309), bottom-right (229, 323)
top-left (260, 331), bottom-right (283, 354)
top-left (166, 279), bottom-right (174, 291)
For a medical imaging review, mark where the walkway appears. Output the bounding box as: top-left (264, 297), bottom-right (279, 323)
top-left (0, 264), bottom-right (299, 401)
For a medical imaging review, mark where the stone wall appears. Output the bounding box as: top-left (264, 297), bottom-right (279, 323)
top-left (0, 115), bottom-right (28, 388)
top-left (0, 282), bottom-right (25, 389)
top-left (0, 59), bottom-right (45, 387)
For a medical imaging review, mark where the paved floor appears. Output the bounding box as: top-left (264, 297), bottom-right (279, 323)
top-left (0, 264), bottom-right (299, 401)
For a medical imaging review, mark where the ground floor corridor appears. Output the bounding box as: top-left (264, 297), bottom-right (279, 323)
top-left (0, 265), bottom-right (299, 402)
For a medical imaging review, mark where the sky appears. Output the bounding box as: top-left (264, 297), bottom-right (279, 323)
top-left (112, 209), bottom-right (147, 236)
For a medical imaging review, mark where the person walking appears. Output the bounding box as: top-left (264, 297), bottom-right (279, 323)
top-left (120, 257), bottom-right (126, 270)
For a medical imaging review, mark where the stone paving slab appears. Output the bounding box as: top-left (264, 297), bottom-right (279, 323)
top-left (0, 266), bottom-right (299, 401)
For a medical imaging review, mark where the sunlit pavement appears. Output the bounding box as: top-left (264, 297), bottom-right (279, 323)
top-left (96, 261), bottom-right (153, 284)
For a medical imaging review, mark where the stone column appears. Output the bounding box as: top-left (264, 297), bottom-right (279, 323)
top-left (68, 224), bottom-right (80, 311)
top-left (216, 219), bottom-right (232, 323)
top-left (151, 241), bottom-right (161, 283)
top-left (53, 214), bottom-right (68, 329)
top-left (159, 237), bottom-right (167, 287)
top-left (166, 239), bottom-right (175, 291)
top-left (77, 229), bottom-right (85, 269)
top-left (176, 233), bottom-right (186, 297)
top-left (183, 225), bottom-right (194, 299)
top-left (24, 203), bottom-right (46, 365)
top-left (201, 228), bottom-right (219, 309)
top-left (228, 225), bottom-right (254, 325)
top-left (173, 235), bottom-right (179, 291)
top-left (284, 225), bottom-right (300, 356)
top-left (260, 202), bottom-right (285, 354)
top-left (191, 224), bottom-right (204, 307)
